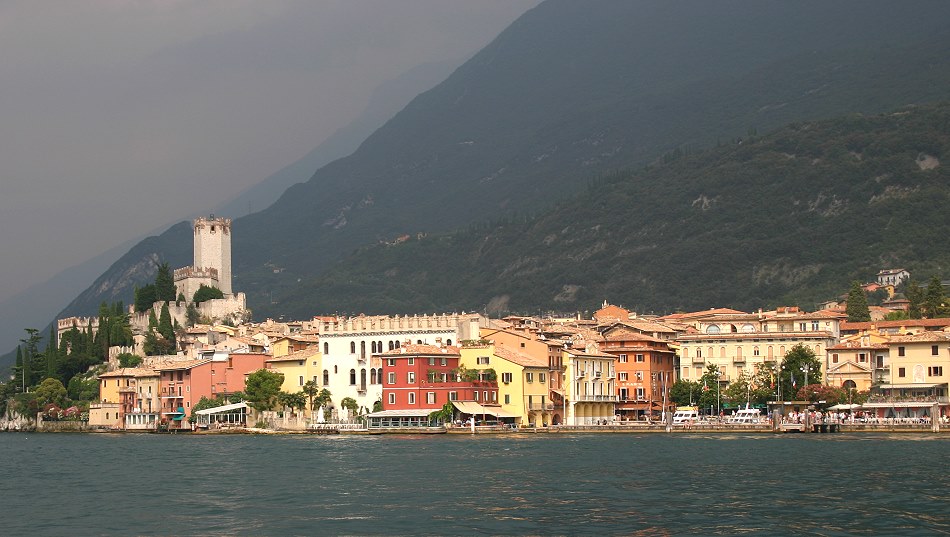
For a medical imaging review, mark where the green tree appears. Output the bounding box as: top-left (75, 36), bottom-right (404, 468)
top-left (193, 285), bottom-right (224, 304)
top-left (669, 379), bottom-right (699, 406)
top-left (924, 275), bottom-right (946, 318)
top-left (696, 364), bottom-right (722, 414)
top-left (243, 369), bottom-right (285, 411)
top-left (134, 284), bottom-right (157, 313)
top-left (117, 353), bottom-right (143, 368)
top-left (845, 281), bottom-right (871, 322)
top-left (12, 346), bottom-right (23, 393)
top-left (340, 396), bottom-right (359, 416)
top-left (907, 280), bottom-right (925, 319)
top-left (277, 391), bottom-right (307, 415)
top-left (428, 402), bottom-right (455, 424)
top-left (155, 262), bottom-right (177, 303)
top-left (186, 303), bottom-right (201, 327)
top-left (67, 375), bottom-right (99, 402)
top-left (33, 377), bottom-right (67, 408)
top-left (20, 328), bottom-right (41, 389)
top-left (779, 344), bottom-right (822, 400)
top-left (302, 380), bottom-right (321, 413)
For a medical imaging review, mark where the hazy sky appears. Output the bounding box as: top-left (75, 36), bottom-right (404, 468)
top-left (0, 0), bottom-right (537, 302)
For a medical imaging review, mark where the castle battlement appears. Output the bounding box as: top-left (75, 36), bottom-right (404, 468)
top-left (318, 313), bottom-right (484, 335)
top-left (57, 316), bottom-right (100, 344)
top-left (173, 266), bottom-right (219, 282)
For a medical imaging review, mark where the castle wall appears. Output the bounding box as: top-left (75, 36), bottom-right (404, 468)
top-left (193, 216), bottom-right (232, 295)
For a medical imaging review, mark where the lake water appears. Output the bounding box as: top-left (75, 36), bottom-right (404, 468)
top-left (1, 432), bottom-right (947, 536)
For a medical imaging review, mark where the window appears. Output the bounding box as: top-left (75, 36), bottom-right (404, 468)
top-left (539, 372), bottom-right (546, 384)
top-left (619, 388), bottom-right (628, 400)
top-left (388, 372), bottom-right (396, 384)
top-left (504, 394), bottom-right (510, 404)
top-left (636, 354), bottom-right (644, 362)
top-left (408, 357), bottom-right (414, 365)
top-left (636, 388), bottom-right (644, 399)
top-left (619, 354), bottom-right (628, 363)
top-left (832, 354), bottom-right (839, 364)
top-left (299, 376), bottom-right (304, 386)
top-left (933, 345), bottom-right (940, 356)
top-left (484, 391), bottom-right (489, 401)
top-left (492, 392), bottom-right (497, 402)
top-left (473, 391), bottom-right (479, 401)
top-left (898, 346), bottom-right (906, 357)
top-left (619, 372), bottom-right (628, 381)
top-left (427, 392), bottom-right (436, 404)
top-left (449, 391), bottom-right (458, 401)
top-left (501, 372), bottom-right (513, 384)
top-left (753, 347), bottom-right (760, 357)
top-left (323, 370), bottom-right (329, 385)
top-left (929, 366), bottom-right (944, 377)
top-left (388, 393), bottom-right (395, 405)
top-left (636, 372), bottom-right (643, 381)
top-left (350, 342), bottom-right (356, 353)
top-left (526, 372), bottom-right (534, 383)
top-left (811, 321), bottom-right (819, 331)
top-left (441, 357), bottom-right (447, 366)
top-left (387, 358), bottom-right (395, 367)
top-left (408, 372), bottom-right (416, 384)
top-left (324, 342), bottom-right (329, 354)
top-left (408, 392), bottom-right (416, 405)
top-left (799, 323), bottom-right (807, 332)
top-left (350, 369), bottom-right (356, 385)
top-left (477, 356), bottom-right (490, 365)
top-left (898, 367), bottom-right (906, 378)
top-left (428, 357), bottom-right (435, 366)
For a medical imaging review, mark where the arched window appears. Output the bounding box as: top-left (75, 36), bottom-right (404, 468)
top-left (371, 369), bottom-right (377, 384)
top-left (371, 341), bottom-right (377, 354)
top-left (388, 341), bottom-right (394, 351)
top-left (417, 339), bottom-right (423, 344)
top-left (323, 342), bottom-right (329, 355)
top-left (377, 341), bottom-right (383, 353)
top-left (360, 341), bottom-right (366, 359)
top-left (842, 380), bottom-right (857, 390)
top-left (360, 369), bottom-right (367, 387)
top-left (446, 339), bottom-right (452, 346)
top-left (323, 370), bottom-right (329, 385)
top-left (350, 341), bottom-right (355, 354)
top-left (706, 324), bottom-right (721, 334)
top-left (349, 369), bottom-right (356, 385)
top-left (395, 341), bottom-right (401, 349)
top-left (334, 365), bottom-right (338, 374)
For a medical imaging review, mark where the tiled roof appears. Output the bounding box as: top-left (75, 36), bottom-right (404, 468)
top-left (155, 359), bottom-right (212, 371)
top-left (380, 344), bottom-right (460, 356)
top-left (888, 332), bottom-right (950, 343)
top-left (493, 345), bottom-right (547, 368)
top-left (841, 318), bottom-right (950, 331)
top-left (99, 367), bottom-right (158, 378)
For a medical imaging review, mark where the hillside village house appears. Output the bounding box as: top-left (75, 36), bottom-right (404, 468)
top-left (562, 345), bottom-right (618, 425)
top-left (264, 347), bottom-right (322, 407)
top-left (673, 308), bottom-right (842, 389)
top-left (156, 353), bottom-right (267, 429)
top-left (599, 322), bottom-right (676, 421)
top-left (864, 332), bottom-right (950, 420)
top-left (368, 344), bottom-right (500, 429)
top-left (314, 313), bottom-right (485, 414)
top-left (460, 343), bottom-right (550, 427)
top-left (826, 332), bottom-right (890, 392)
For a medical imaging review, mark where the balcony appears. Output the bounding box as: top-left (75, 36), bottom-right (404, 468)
top-left (574, 394), bottom-right (619, 402)
top-left (732, 356), bottom-right (745, 364)
top-left (357, 384), bottom-right (367, 394)
top-left (576, 371), bottom-right (586, 378)
top-left (528, 403), bottom-right (553, 411)
top-left (691, 356), bottom-right (705, 365)
top-left (594, 371), bottom-right (602, 378)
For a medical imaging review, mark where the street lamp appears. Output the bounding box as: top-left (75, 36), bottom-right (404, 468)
top-left (800, 364), bottom-right (811, 400)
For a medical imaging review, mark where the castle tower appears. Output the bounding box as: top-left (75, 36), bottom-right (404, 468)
top-left (193, 215), bottom-right (232, 295)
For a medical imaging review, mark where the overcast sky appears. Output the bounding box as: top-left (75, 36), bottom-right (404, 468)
top-left (0, 0), bottom-right (537, 302)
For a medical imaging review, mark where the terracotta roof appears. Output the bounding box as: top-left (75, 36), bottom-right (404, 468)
top-left (155, 359), bottom-right (212, 371)
top-left (888, 332), bottom-right (950, 343)
top-left (266, 348), bottom-right (320, 362)
top-left (658, 308), bottom-right (747, 320)
top-left (841, 318), bottom-right (950, 331)
top-left (99, 367), bottom-right (158, 378)
top-left (493, 345), bottom-right (547, 368)
top-left (828, 340), bottom-right (888, 350)
top-left (380, 344), bottom-right (460, 356)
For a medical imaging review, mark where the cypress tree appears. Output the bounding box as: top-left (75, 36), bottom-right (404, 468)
top-left (158, 303), bottom-right (176, 350)
top-left (845, 281), bottom-right (871, 322)
top-left (13, 346), bottom-right (23, 392)
top-left (155, 263), bottom-right (177, 303)
top-left (907, 280), bottom-right (925, 319)
top-left (924, 275), bottom-right (946, 318)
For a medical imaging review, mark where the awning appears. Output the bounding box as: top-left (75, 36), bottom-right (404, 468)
top-left (195, 402), bottom-right (248, 415)
top-left (172, 415), bottom-right (186, 421)
top-left (875, 383), bottom-right (943, 389)
top-left (452, 401), bottom-right (520, 418)
top-left (862, 402), bottom-right (946, 408)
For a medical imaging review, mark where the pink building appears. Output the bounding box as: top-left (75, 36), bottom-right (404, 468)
top-left (157, 353), bottom-right (267, 429)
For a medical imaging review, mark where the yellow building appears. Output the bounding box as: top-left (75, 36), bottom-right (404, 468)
top-left (677, 309), bottom-right (842, 386)
top-left (460, 342), bottom-right (550, 427)
top-left (863, 332), bottom-right (950, 420)
top-left (826, 331), bottom-right (889, 392)
top-left (271, 334), bottom-right (321, 358)
top-left (562, 344), bottom-right (617, 425)
top-left (265, 348), bottom-right (322, 415)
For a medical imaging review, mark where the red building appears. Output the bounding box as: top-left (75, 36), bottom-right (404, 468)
top-left (599, 322), bottom-right (677, 421)
top-left (157, 352), bottom-right (267, 429)
top-left (369, 344), bottom-right (497, 428)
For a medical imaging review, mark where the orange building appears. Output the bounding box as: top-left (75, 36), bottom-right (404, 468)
top-left (599, 322), bottom-right (676, 421)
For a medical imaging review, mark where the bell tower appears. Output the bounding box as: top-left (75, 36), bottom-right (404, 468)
top-left (193, 215), bottom-right (232, 296)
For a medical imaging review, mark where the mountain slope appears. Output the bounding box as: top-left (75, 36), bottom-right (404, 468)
top-left (281, 103), bottom-right (950, 316)
top-left (40, 0), bottom-right (950, 331)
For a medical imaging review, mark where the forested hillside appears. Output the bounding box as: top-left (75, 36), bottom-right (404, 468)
top-left (277, 103), bottom-right (950, 316)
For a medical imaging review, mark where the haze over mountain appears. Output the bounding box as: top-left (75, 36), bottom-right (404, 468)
top-left (18, 1), bottom-right (950, 370)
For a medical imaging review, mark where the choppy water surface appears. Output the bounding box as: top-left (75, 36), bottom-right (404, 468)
top-left (1, 432), bottom-right (948, 536)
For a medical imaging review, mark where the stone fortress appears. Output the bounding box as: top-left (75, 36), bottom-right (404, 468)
top-left (59, 215), bottom-right (248, 352)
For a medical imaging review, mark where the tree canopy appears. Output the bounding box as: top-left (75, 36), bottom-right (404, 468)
top-left (845, 281), bottom-right (871, 322)
top-left (244, 369), bottom-right (285, 411)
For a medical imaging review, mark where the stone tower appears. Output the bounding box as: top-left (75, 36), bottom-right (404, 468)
top-left (193, 215), bottom-right (232, 295)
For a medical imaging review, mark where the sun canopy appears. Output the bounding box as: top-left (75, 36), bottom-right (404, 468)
top-left (452, 401), bottom-right (520, 418)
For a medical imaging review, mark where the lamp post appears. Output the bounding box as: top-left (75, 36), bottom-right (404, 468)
top-left (801, 364), bottom-right (811, 400)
